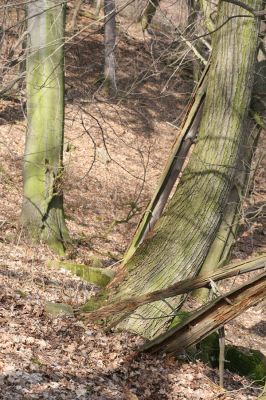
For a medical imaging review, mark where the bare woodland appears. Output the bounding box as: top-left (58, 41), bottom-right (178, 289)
top-left (0, 0), bottom-right (265, 399)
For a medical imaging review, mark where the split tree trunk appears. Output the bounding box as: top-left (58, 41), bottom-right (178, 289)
top-left (22, 0), bottom-right (69, 255)
top-left (123, 62), bottom-right (209, 264)
top-left (79, 254), bottom-right (266, 322)
top-left (108, 0), bottom-right (262, 339)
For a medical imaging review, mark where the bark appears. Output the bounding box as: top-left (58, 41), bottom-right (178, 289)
top-left (104, 0), bottom-right (117, 96)
top-left (194, 117), bottom-right (261, 301)
top-left (141, 271), bottom-right (266, 353)
top-left (79, 254), bottom-right (266, 322)
top-left (22, 0), bottom-right (69, 255)
top-left (108, 0), bottom-right (262, 339)
top-left (95, 0), bottom-right (103, 16)
top-left (198, 0), bottom-right (216, 32)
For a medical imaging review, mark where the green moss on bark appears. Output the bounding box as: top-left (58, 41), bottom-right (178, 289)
top-left (22, 0), bottom-right (69, 254)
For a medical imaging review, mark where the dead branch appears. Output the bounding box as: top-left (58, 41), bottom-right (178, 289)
top-left (78, 254), bottom-right (266, 322)
top-left (141, 271), bottom-right (266, 354)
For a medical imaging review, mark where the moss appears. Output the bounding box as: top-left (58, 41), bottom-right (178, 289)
top-left (192, 333), bottom-right (266, 383)
top-left (225, 347), bottom-right (266, 382)
top-left (81, 291), bottom-right (109, 312)
top-left (15, 289), bottom-right (28, 299)
top-left (193, 332), bottom-right (220, 366)
top-left (31, 357), bottom-right (42, 366)
top-left (87, 256), bottom-right (103, 269)
top-left (169, 311), bottom-right (191, 329)
top-left (45, 302), bottom-right (74, 317)
top-left (48, 260), bottom-right (115, 287)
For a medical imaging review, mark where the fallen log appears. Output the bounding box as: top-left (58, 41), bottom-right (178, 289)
top-left (140, 270), bottom-right (266, 354)
top-left (78, 254), bottom-right (266, 322)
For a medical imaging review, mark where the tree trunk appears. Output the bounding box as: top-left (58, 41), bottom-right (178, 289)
top-left (194, 117), bottom-right (261, 301)
top-left (22, 0), bottom-right (69, 255)
top-left (140, 0), bottom-right (160, 30)
top-left (108, 0), bottom-right (262, 339)
top-left (104, 0), bottom-right (117, 96)
top-left (70, 0), bottom-right (84, 31)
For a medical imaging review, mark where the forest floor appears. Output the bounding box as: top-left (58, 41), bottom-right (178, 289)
top-left (0, 3), bottom-right (266, 400)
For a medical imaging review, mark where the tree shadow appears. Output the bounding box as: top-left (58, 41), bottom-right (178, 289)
top-left (248, 321), bottom-right (266, 338)
top-left (0, 101), bottom-right (25, 125)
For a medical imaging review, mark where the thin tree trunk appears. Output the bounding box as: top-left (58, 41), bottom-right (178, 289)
top-left (140, 0), bottom-right (160, 30)
top-left (107, 0), bottom-right (262, 339)
top-left (104, 0), bottom-right (117, 96)
top-left (22, 0), bottom-right (69, 255)
top-left (70, 0), bottom-right (84, 31)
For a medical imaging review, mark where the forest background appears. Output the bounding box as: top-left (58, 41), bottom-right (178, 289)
top-left (0, 0), bottom-right (265, 399)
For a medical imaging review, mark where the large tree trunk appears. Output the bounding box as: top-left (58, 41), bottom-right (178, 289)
top-left (107, 0), bottom-right (262, 339)
top-left (194, 116), bottom-right (261, 301)
top-left (22, 0), bottom-right (69, 255)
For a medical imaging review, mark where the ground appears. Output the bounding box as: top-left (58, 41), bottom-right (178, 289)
top-left (0, 3), bottom-right (265, 399)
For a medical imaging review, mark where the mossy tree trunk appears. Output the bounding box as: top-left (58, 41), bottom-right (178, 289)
top-left (194, 117), bottom-right (261, 301)
top-left (107, 0), bottom-right (263, 339)
top-left (22, 0), bottom-right (69, 255)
